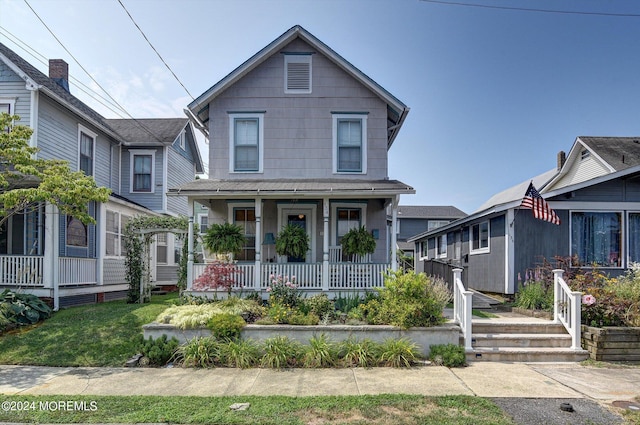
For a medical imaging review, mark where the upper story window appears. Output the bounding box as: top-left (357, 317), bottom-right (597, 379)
top-left (428, 220), bottom-right (450, 231)
top-left (130, 150), bottom-right (155, 193)
top-left (470, 221), bottom-right (490, 254)
top-left (177, 131), bottom-right (185, 150)
top-left (78, 125), bottom-right (96, 176)
top-left (333, 113), bottom-right (367, 174)
top-left (229, 113), bottom-right (264, 173)
top-left (284, 54), bottom-right (312, 94)
top-left (581, 149), bottom-right (591, 161)
top-left (0, 99), bottom-right (13, 114)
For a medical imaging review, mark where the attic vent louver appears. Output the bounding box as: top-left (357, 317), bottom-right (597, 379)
top-left (285, 55), bottom-right (312, 93)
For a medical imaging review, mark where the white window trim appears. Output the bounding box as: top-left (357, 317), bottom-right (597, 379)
top-left (284, 54), bottom-right (312, 94)
top-left (419, 240), bottom-right (429, 261)
top-left (277, 203), bottom-right (317, 263)
top-left (436, 234), bottom-right (447, 258)
top-left (129, 149), bottom-right (156, 194)
top-left (470, 221), bottom-right (490, 255)
top-left (178, 131), bottom-right (185, 150)
top-left (332, 114), bottom-right (367, 174)
top-left (228, 113), bottom-right (264, 173)
top-left (77, 124), bottom-right (97, 175)
top-left (0, 97), bottom-right (16, 114)
top-left (569, 209), bottom-right (624, 269)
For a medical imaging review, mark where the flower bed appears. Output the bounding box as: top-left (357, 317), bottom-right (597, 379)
top-left (142, 322), bottom-right (461, 358)
top-left (581, 325), bottom-right (640, 363)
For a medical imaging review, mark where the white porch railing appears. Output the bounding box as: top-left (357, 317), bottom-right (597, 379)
top-left (59, 258), bottom-right (97, 286)
top-left (0, 255), bottom-right (44, 286)
top-left (262, 263), bottom-right (323, 290)
top-left (192, 263), bottom-right (255, 290)
top-left (553, 269), bottom-right (582, 350)
top-left (328, 263), bottom-right (386, 289)
top-left (453, 268), bottom-right (473, 352)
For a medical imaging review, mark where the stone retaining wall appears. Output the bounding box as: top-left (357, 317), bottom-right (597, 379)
top-left (143, 322), bottom-right (461, 357)
top-left (581, 325), bottom-right (640, 362)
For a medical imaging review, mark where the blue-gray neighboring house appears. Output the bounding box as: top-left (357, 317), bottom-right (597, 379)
top-left (0, 42), bottom-right (203, 307)
top-left (410, 137), bottom-right (640, 295)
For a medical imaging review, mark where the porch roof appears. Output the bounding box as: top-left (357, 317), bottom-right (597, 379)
top-left (169, 178), bottom-right (414, 198)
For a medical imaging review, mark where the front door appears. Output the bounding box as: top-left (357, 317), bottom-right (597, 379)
top-left (287, 214), bottom-right (307, 262)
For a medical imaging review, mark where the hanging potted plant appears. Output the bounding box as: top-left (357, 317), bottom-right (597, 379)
top-left (275, 224), bottom-right (310, 262)
top-left (202, 222), bottom-right (246, 261)
top-left (341, 226), bottom-right (376, 262)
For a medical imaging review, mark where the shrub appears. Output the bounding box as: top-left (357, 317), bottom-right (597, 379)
top-left (192, 261), bottom-right (242, 295)
top-left (267, 302), bottom-right (293, 324)
top-left (288, 311), bottom-right (320, 325)
top-left (363, 270), bottom-right (451, 328)
top-left (208, 313), bottom-right (246, 341)
top-left (158, 298), bottom-right (264, 329)
top-left (267, 274), bottom-right (301, 307)
top-left (514, 281), bottom-right (553, 311)
top-left (338, 337), bottom-right (379, 368)
top-left (303, 333), bottom-right (338, 368)
top-left (0, 289), bottom-right (52, 328)
top-left (334, 292), bottom-right (363, 314)
top-left (378, 338), bottom-right (420, 368)
top-left (429, 344), bottom-right (466, 368)
top-left (303, 294), bottom-right (334, 321)
top-left (260, 335), bottom-right (304, 369)
top-left (176, 337), bottom-right (221, 368)
top-left (138, 335), bottom-right (179, 366)
top-left (220, 339), bottom-right (261, 368)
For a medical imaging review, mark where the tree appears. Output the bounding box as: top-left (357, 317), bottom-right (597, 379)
top-left (0, 113), bottom-right (110, 227)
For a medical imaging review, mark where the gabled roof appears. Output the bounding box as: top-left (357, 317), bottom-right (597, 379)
top-left (107, 118), bottom-right (189, 146)
top-left (579, 137), bottom-right (640, 171)
top-left (397, 205), bottom-right (467, 219)
top-left (0, 41), bottom-right (119, 141)
top-left (187, 25), bottom-right (409, 148)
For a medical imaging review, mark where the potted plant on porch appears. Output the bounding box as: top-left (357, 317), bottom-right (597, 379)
top-left (275, 223), bottom-right (310, 262)
top-left (341, 226), bottom-right (376, 262)
top-left (202, 222), bottom-right (246, 261)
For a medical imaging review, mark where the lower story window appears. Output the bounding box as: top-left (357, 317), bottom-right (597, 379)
top-left (234, 208), bottom-right (256, 261)
top-left (629, 213), bottom-right (640, 263)
top-left (571, 211), bottom-right (621, 267)
top-left (66, 217), bottom-right (87, 247)
top-left (437, 234), bottom-right (447, 257)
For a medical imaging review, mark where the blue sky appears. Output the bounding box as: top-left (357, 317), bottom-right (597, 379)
top-left (2, 0), bottom-right (640, 214)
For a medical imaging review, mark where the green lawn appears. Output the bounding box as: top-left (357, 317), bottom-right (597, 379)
top-left (0, 293), bottom-right (178, 367)
top-left (0, 394), bottom-right (515, 425)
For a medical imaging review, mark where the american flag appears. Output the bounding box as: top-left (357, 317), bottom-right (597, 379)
top-left (521, 182), bottom-right (560, 225)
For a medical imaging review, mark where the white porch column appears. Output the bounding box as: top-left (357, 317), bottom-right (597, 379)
top-left (43, 203), bottom-right (60, 310)
top-left (186, 199), bottom-right (194, 291)
top-left (390, 195), bottom-right (400, 271)
top-left (254, 198), bottom-right (262, 291)
top-left (322, 198), bottom-right (330, 291)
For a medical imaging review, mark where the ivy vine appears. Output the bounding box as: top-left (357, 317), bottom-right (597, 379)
top-left (123, 215), bottom-right (192, 303)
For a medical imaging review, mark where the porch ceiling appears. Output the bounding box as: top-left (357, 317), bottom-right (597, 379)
top-left (169, 178), bottom-right (414, 199)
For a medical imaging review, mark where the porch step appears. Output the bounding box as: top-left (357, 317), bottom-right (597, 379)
top-left (467, 322), bottom-right (588, 362)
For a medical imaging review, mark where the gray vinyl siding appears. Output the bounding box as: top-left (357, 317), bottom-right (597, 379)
top-left (156, 265), bottom-right (178, 282)
top-left (567, 177), bottom-right (640, 202)
top-left (461, 216), bottom-right (506, 293)
top-left (167, 146), bottom-right (194, 215)
top-left (121, 147), bottom-right (164, 211)
top-left (398, 218), bottom-right (429, 241)
top-left (207, 38), bottom-right (389, 180)
top-left (0, 62), bottom-right (31, 123)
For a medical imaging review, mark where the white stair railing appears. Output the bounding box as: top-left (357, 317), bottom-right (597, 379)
top-left (553, 269), bottom-right (583, 350)
top-left (453, 268), bottom-right (473, 352)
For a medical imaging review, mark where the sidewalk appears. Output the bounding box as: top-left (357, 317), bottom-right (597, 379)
top-left (1, 362), bottom-right (639, 401)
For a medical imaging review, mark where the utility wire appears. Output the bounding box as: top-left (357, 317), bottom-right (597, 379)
top-left (420, 0), bottom-right (640, 17)
top-left (0, 26), bottom-right (130, 119)
top-left (23, 0), bottom-right (172, 145)
top-left (116, 0), bottom-right (195, 101)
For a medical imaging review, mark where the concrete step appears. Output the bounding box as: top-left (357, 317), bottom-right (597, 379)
top-left (472, 333), bottom-right (572, 348)
top-left (467, 347), bottom-right (589, 363)
top-left (471, 322), bottom-right (566, 335)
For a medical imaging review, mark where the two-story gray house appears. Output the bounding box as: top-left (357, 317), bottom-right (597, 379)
top-left (0, 42), bottom-right (203, 307)
top-left (171, 25), bottom-right (414, 293)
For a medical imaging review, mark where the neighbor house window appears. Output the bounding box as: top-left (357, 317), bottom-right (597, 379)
top-left (198, 214), bottom-right (209, 234)
top-left (130, 150), bottom-right (155, 193)
top-left (571, 211), bottom-right (622, 267)
top-left (428, 220), bottom-right (449, 231)
top-left (419, 241), bottom-right (429, 260)
top-left (106, 210), bottom-right (120, 256)
top-left (234, 207), bottom-right (256, 261)
top-left (0, 99), bottom-right (15, 131)
top-left (229, 113), bottom-right (264, 173)
top-left (78, 126), bottom-right (96, 176)
top-left (66, 216), bottom-right (87, 247)
top-left (156, 233), bottom-right (167, 264)
top-left (436, 234), bottom-right (447, 258)
top-left (333, 114), bottom-right (367, 174)
top-left (470, 221), bottom-right (490, 254)
top-left (284, 54), bottom-right (312, 94)
top-left (628, 212), bottom-right (640, 264)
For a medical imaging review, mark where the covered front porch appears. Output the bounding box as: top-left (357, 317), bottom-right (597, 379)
top-left (175, 179), bottom-right (415, 293)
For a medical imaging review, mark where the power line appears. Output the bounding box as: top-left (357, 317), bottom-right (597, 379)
top-left (22, 0), bottom-right (172, 145)
top-left (116, 0), bottom-right (196, 101)
top-left (420, 0), bottom-right (640, 17)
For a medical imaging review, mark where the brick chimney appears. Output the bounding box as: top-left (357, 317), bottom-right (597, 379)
top-left (49, 59), bottom-right (69, 92)
top-left (557, 150), bottom-right (566, 171)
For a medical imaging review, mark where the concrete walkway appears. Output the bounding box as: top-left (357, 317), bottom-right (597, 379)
top-left (1, 362), bottom-right (638, 401)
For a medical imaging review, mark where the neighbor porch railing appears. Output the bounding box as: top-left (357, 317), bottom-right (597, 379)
top-left (553, 269), bottom-right (582, 350)
top-left (58, 258), bottom-right (97, 286)
top-left (0, 255), bottom-right (44, 286)
top-left (453, 268), bottom-right (473, 352)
